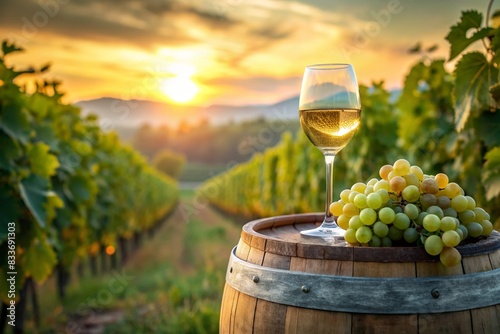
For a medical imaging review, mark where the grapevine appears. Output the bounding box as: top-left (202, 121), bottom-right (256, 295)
top-left (0, 41), bottom-right (179, 308)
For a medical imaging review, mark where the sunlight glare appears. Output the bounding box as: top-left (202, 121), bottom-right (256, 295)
top-left (160, 76), bottom-right (199, 103)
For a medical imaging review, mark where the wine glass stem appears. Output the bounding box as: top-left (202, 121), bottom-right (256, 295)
top-left (324, 153), bottom-right (336, 223)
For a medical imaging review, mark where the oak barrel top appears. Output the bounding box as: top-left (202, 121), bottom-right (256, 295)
top-left (240, 213), bottom-right (500, 262)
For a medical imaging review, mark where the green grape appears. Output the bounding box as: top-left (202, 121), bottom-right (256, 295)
top-left (423, 214), bottom-right (441, 232)
top-left (479, 220), bottom-right (493, 236)
top-left (329, 201), bottom-right (344, 216)
top-left (443, 207), bottom-right (457, 218)
top-left (440, 217), bottom-right (457, 231)
top-left (393, 158), bottom-right (411, 176)
top-left (359, 208), bottom-right (377, 225)
top-left (420, 193), bottom-right (437, 210)
top-left (434, 173), bottom-right (449, 189)
top-left (344, 228), bottom-right (358, 244)
top-left (427, 206), bottom-right (444, 219)
top-left (337, 214), bottom-right (350, 229)
top-left (458, 224), bottom-right (468, 239)
top-left (444, 182), bottom-right (462, 198)
top-left (373, 221), bottom-right (389, 237)
top-left (353, 194), bottom-right (368, 209)
top-left (379, 164), bottom-right (393, 180)
top-left (367, 178), bottom-right (378, 186)
top-left (351, 182), bottom-right (367, 193)
top-left (343, 203), bottom-right (359, 217)
top-left (454, 227), bottom-right (464, 240)
top-left (458, 210), bottom-right (475, 224)
top-left (465, 196), bottom-right (476, 210)
top-left (403, 173), bottom-right (420, 188)
top-left (348, 191), bottom-right (360, 203)
top-left (366, 192), bottom-right (383, 209)
top-left (410, 165), bottom-right (424, 181)
top-left (377, 189), bottom-right (390, 204)
top-left (424, 235), bottom-right (444, 256)
top-left (356, 226), bottom-right (373, 243)
top-left (388, 225), bottom-right (404, 241)
top-left (451, 195), bottom-right (468, 212)
top-left (340, 189), bottom-right (351, 203)
top-left (369, 235), bottom-right (382, 247)
top-left (420, 178), bottom-right (439, 194)
top-left (393, 213), bottom-right (411, 230)
top-left (393, 206), bottom-right (403, 214)
top-left (403, 227), bottom-right (419, 244)
top-left (349, 215), bottom-right (364, 229)
top-left (364, 185), bottom-right (374, 195)
top-left (402, 185), bottom-right (420, 202)
top-left (474, 207), bottom-right (490, 222)
top-left (466, 222), bottom-right (483, 238)
top-left (381, 236), bottom-right (392, 247)
top-left (374, 179), bottom-right (389, 192)
top-left (378, 207), bottom-right (395, 224)
top-left (404, 203), bottom-right (419, 220)
top-left (383, 198), bottom-right (393, 208)
top-left (436, 196), bottom-right (451, 209)
top-left (389, 176), bottom-right (406, 193)
top-left (416, 211), bottom-right (428, 226)
top-left (440, 247), bottom-right (461, 267)
top-left (442, 230), bottom-right (461, 247)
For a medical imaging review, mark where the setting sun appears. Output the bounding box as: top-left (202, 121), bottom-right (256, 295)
top-left (160, 76), bottom-right (199, 103)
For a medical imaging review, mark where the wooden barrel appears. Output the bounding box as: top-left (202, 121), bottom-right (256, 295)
top-left (220, 213), bottom-right (500, 334)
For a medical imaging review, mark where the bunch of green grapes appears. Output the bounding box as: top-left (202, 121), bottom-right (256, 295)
top-left (329, 159), bottom-right (494, 267)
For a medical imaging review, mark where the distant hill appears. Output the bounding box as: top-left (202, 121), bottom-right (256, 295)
top-left (75, 89), bottom-right (400, 136)
top-left (75, 95), bottom-right (300, 131)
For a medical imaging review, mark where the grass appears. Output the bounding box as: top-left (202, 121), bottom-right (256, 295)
top-left (30, 188), bottom-right (242, 333)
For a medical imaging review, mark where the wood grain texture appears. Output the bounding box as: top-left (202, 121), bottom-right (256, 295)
top-left (352, 261), bottom-right (417, 334)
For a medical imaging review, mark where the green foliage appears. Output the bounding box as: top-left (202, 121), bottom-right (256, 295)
top-left (445, 10), bottom-right (492, 60)
top-left (153, 149), bottom-right (186, 179)
top-left (453, 52), bottom-right (497, 131)
top-left (0, 42), bottom-right (179, 303)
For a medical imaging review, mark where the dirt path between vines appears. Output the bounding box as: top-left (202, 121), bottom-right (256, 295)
top-left (66, 188), bottom-right (242, 334)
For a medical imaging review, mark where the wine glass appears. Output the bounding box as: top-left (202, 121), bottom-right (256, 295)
top-left (298, 64), bottom-right (361, 240)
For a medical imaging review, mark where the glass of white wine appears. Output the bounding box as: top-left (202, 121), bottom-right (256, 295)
top-left (299, 64), bottom-right (361, 240)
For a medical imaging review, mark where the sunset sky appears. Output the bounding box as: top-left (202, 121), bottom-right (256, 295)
top-left (0, 0), bottom-right (497, 106)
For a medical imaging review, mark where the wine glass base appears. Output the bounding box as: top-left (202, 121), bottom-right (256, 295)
top-left (300, 223), bottom-right (345, 242)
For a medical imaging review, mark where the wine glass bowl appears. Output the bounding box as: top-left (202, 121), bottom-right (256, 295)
top-left (298, 64), bottom-right (361, 240)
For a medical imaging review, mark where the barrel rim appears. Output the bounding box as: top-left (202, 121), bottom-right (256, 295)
top-left (241, 213), bottom-right (500, 261)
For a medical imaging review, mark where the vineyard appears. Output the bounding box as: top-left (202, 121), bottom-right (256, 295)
top-left (1, 5), bottom-right (500, 334)
top-left (199, 10), bottom-right (500, 229)
top-left (0, 42), bottom-right (179, 331)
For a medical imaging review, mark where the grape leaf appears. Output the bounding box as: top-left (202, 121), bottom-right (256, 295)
top-left (18, 174), bottom-right (49, 228)
top-left (0, 185), bottom-right (20, 242)
top-left (27, 142), bottom-right (60, 178)
top-left (0, 131), bottom-right (21, 171)
top-left (490, 28), bottom-right (500, 66)
top-left (33, 122), bottom-right (59, 151)
top-left (1, 40), bottom-right (23, 57)
top-left (23, 237), bottom-right (57, 283)
top-left (0, 103), bottom-right (31, 144)
top-left (66, 173), bottom-right (97, 204)
top-left (474, 111), bottom-right (500, 147)
top-left (445, 10), bottom-right (493, 60)
top-left (453, 52), bottom-right (498, 131)
top-left (483, 147), bottom-right (500, 200)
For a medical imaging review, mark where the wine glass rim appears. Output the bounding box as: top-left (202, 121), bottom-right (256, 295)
top-left (306, 63), bottom-right (352, 70)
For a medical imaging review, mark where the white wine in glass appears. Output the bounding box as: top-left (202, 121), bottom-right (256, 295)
top-left (299, 64), bottom-right (361, 240)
